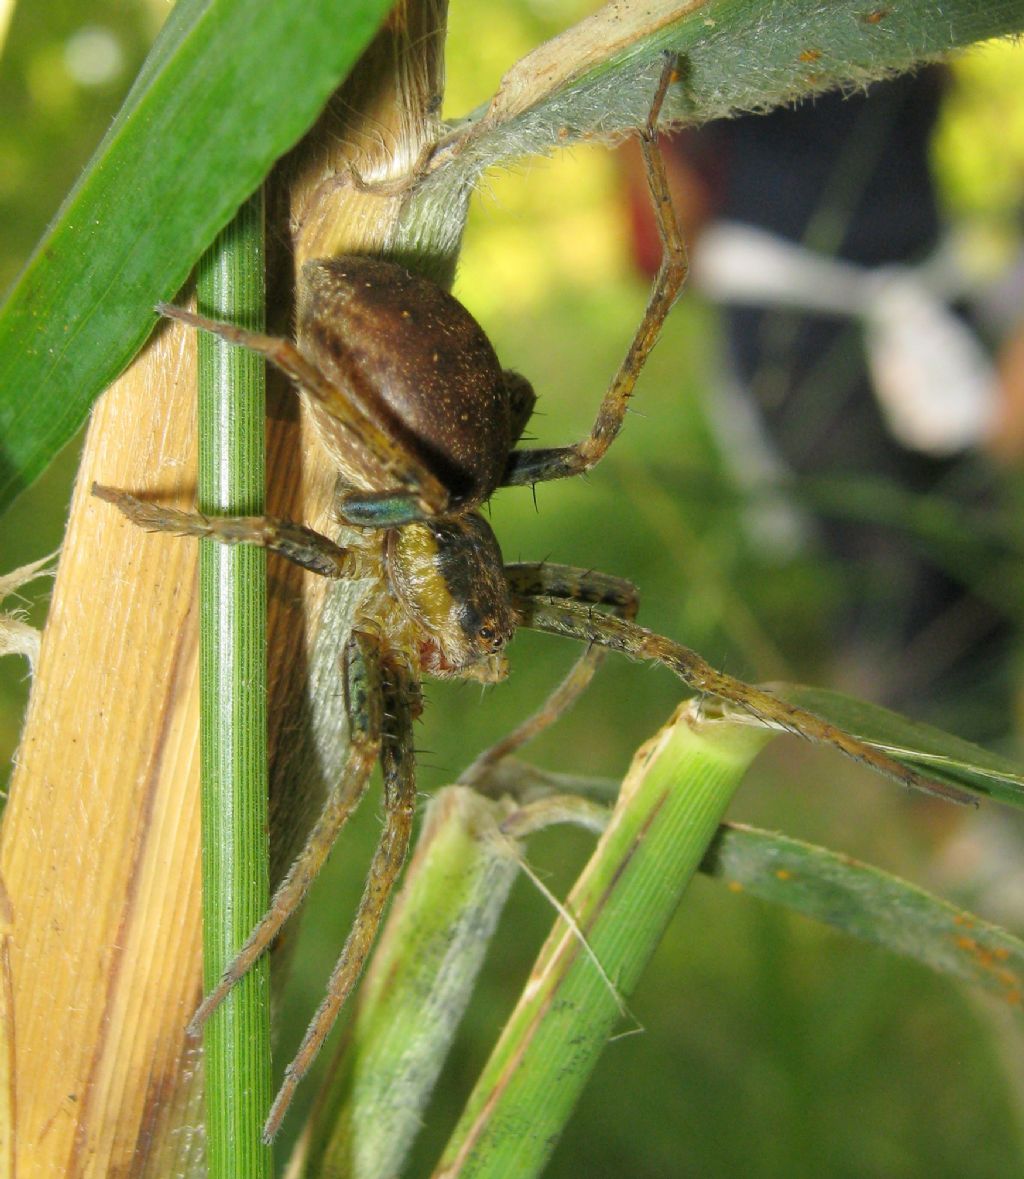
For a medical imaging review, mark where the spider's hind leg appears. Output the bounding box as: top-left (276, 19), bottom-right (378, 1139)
top-left (264, 654), bottom-right (421, 1141)
top-left (501, 53), bottom-right (688, 490)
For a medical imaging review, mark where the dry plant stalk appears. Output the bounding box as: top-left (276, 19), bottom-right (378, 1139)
top-left (0, 1), bottom-right (447, 1171)
top-left (0, 321), bottom-right (208, 1172)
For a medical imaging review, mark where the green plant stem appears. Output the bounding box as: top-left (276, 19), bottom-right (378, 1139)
top-left (197, 188), bottom-right (271, 1177)
top-left (300, 787), bottom-right (523, 1178)
top-left (436, 706), bottom-right (772, 1178)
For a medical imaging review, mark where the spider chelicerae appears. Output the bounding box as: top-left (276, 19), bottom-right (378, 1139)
top-left (93, 57), bottom-right (960, 1141)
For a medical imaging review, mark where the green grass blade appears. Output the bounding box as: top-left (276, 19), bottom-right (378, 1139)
top-left (197, 190), bottom-right (271, 1175)
top-left (436, 704), bottom-right (773, 1178)
top-left (0, 0), bottom-right (393, 515)
top-left (702, 821), bottom-right (1024, 1008)
top-left (770, 686), bottom-right (1024, 806)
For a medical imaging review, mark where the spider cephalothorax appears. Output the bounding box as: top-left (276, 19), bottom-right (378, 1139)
top-left (94, 55), bottom-right (957, 1142)
top-left (386, 515), bottom-right (518, 681)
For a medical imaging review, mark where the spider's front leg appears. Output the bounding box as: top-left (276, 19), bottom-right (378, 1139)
top-left (501, 52), bottom-right (689, 490)
top-left (514, 589), bottom-right (975, 807)
top-left (504, 563), bottom-right (639, 619)
top-left (188, 630), bottom-right (384, 1035)
top-left (92, 484), bottom-right (364, 578)
top-left (263, 653), bottom-right (421, 1142)
top-left (461, 564), bottom-right (640, 786)
top-left (153, 303), bottom-right (451, 523)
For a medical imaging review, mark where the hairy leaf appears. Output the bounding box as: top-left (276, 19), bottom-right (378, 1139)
top-left (703, 821), bottom-right (1024, 1007)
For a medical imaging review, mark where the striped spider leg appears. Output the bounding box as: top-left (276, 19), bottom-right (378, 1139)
top-left (499, 51), bottom-right (689, 491)
top-left (459, 566), bottom-right (640, 788)
top-left (509, 573), bottom-right (973, 807)
top-left (261, 642), bottom-right (420, 1142)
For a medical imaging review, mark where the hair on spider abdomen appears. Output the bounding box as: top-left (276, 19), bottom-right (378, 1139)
top-left (296, 254), bottom-right (525, 508)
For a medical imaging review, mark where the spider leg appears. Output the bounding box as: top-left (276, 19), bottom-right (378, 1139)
top-left (263, 654), bottom-right (421, 1142)
top-left (504, 563), bottom-right (639, 619)
top-left (501, 53), bottom-right (688, 489)
top-left (156, 303), bottom-right (450, 520)
top-left (188, 631), bottom-right (383, 1035)
top-left (92, 483), bottom-right (361, 577)
top-left (515, 594), bottom-right (975, 807)
top-left (461, 565), bottom-right (640, 785)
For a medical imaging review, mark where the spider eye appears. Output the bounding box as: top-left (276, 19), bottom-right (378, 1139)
top-left (478, 624), bottom-right (506, 651)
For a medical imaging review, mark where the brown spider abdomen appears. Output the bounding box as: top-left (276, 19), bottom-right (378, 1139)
top-left (297, 256), bottom-right (521, 509)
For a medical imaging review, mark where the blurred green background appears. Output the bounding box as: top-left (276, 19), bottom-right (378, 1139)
top-left (3, 2), bottom-right (1024, 1175)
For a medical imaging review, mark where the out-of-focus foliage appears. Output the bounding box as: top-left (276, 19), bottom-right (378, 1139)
top-left (934, 37), bottom-right (1024, 218)
top-left (0, 0), bottom-right (158, 296)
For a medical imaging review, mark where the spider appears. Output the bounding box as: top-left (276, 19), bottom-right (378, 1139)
top-left (93, 56), bottom-right (961, 1142)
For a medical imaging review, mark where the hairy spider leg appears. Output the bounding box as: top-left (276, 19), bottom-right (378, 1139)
top-left (91, 485), bottom-right (366, 578)
top-left (155, 302), bottom-right (451, 520)
top-left (188, 631), bottom-right (384, 1037)
top-left (461, 564), bottom-right (640, 786)
top-left (501, 52), bottom-right (689, 489)
top-left (513, 594), bottom-right (975, 807)
top-left (263, 654), bottom-right (420, 1142)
